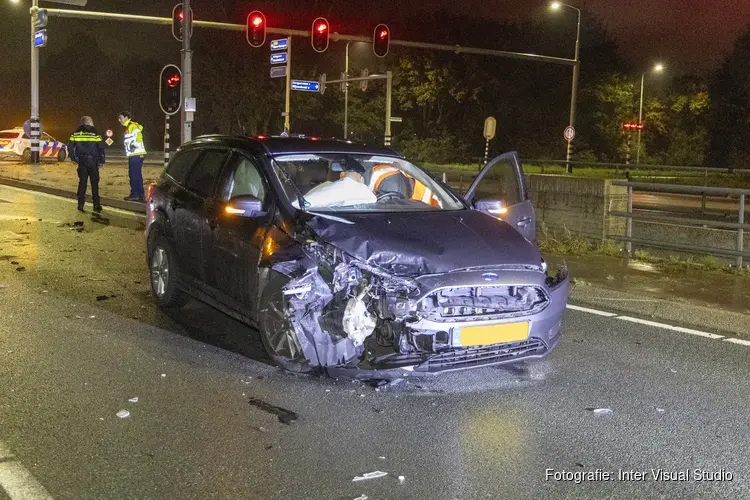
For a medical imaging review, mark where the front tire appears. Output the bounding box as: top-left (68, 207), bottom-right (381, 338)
top-left (147, 233), bottom-right (189, 309)
top-left (258, 272), bottom-right (312, 373)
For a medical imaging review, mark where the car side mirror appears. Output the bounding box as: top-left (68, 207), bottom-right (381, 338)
top-left (225, 194), bottom-right (265, 218)
top-left (474, 199), bottom-right (508, 219)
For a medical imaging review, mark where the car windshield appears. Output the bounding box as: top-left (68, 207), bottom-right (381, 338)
top-left (271, 153), bottom-right (465, 212)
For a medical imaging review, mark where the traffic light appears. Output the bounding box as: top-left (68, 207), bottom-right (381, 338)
top-left (311, 17), bottom-right (330, 53)
top-left (246, 11), bottom-right (266, 48)
top-left (171, 3), bottom-right (193, 42)
top-left (373, 24), bottom-right (390, 57)
top-left (159, 64), bottom-right (182, 115)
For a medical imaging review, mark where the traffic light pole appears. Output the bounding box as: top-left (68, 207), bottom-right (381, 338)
top-left (385, 71), bottom-right (392, 146)
top-left (284, 37), bottom-right (292, 133)
top-left (181, 0), bottom-right (192, 144)
top-left (29, 0), bottom-right (40, 164)
top-left (344, 41), bottom-right (350, 139)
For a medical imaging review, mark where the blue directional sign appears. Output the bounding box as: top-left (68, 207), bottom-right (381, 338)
top-left (34, 30), bottom-right (47, 48)
top-left (270, 66), bottom-right (287, 78)
top-left (291, 80), bottom-right (320, 92)
top-left (270, 53), bottom-right (287, 65)
top-left (270, 38), bottom-right (288, 51)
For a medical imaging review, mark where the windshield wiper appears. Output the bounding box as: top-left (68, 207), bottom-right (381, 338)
top-left (306, 211), bottom-right (355, 224)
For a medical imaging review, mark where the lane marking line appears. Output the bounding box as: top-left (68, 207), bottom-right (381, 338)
top-left (565, 304), bottom-right (617, 317)
top-left (565, 304), bottom-right (741, 343)
top-left (0, 441), bottom-right (53, 500)
top-left (0, 184), bottom-right (144, 218)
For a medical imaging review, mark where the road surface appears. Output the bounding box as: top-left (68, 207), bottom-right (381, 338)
top-left (0, 185), bottom-right (748, 499)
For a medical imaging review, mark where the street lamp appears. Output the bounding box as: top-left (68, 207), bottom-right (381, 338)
top-left (636, 62), bottom-right (665, 164)
top-left (550, 2), bottom-right (581, 173)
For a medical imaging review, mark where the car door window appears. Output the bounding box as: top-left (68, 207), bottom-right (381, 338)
top-left (467, 155), bottom-right (524, 206)
top-left (184, 150), bottom-right (229, 198)
top-left (221, 154), bottom-right (267, 204)
top-left (166, 149), bottom-right (201, 184)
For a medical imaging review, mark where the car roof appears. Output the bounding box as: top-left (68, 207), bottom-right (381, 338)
top-left (0, 129), bottom-right (23, 133)
top-left (188, 134), bottom-right (402, 157)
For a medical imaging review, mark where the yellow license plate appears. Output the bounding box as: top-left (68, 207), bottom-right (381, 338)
top-left (458, 322), bottom-right (529, 347)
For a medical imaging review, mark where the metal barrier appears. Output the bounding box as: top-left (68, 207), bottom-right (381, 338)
top-left (609, 181), bottom-right (749, 267)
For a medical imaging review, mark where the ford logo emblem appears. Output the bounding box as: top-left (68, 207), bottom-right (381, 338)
top-left (481, 273), bottom-right (499, 281)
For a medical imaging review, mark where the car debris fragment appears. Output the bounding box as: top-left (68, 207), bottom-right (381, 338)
top-left (116, 410), bottom-right (130, 419)
top-left (352, 471), bottom-right (388, 482)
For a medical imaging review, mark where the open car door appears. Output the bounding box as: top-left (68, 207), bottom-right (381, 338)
top-left (464, 151), bottom-right (536, 243)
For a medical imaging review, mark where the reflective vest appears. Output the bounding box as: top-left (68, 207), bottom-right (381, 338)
top-left (123, 119), bottom-right (146, 157)
top-left (368, 164), bottom-right (441, 207)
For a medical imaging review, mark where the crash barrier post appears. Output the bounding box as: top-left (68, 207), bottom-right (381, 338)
top-left (610, 181), bottom-right (750, 267)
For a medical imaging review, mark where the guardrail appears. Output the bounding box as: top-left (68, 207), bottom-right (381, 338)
top-left (609, 181), bottom-right (749, 267)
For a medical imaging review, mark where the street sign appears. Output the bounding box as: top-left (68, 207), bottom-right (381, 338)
top-left (270, 38), bottom-right (288, 51)
top-left (360, 68), bottom-right (370, 91)
top-left (270, 66), bottom-right (287, 78)
top-left (23, 120), bottom-right (43, 138)
top-left (34, 10), bottom-right (48, 28)
top-left (291, 80), bottom-right (320, 92)
top-left (105, 129), bottom-right (113, 138)
top-left (105, 138), bottom-right (114, 147)
top-left (270, 53), bottom-right (287, 65)
top-left (319, 73), bottom-right (327, 95)
top-left (483, 116), bottom-right (496, 140)
top-left (34, 30), bottom-right (47, 49)
top-left (564, 125), bottom-right (576, 141)
top-left (390, 116), bottom-right (403, 123)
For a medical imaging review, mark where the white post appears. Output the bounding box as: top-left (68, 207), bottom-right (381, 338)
top-left (164, 114), bottom-right (170, 167)
top-left (181, 0), bottom-right (192, 144)
top-left (384, 71), bottom-right (392, 146)
top-left (344, 41), bottom-right (350, 139)
top-left (30, 0), bottom-right (40, 164)
top-left (636, 73), bottom-right (645, 164)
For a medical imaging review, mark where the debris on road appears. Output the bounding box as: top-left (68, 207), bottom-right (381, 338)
top-left (96, 295), bottom-right (109, 301)
top-left (398, 475), bottom-right (406, 483)
top-left (89, 315), bottom-right (96, 319)
top-left (116, 410), bottom-right (130, 419)
top-left (354, 495), bottom-right (369, 500)
top-left (585, 408), bottom-right (613, 415)
top-left (10, 261), bottom-right (19, 265)
top-left (160, 374), bottom-right (166, 378)
top-left (16, 267), bottom-right (25, 272)
top-left (248, 397), bottom-right (298, 424)
top-left (352, 471), bottom-right (388, 482)
top-left (656, 408), bottom-right (666, 413)
top-left (606, 275), bottom-right (615, 281)
top-left (128, 397), bottom-right (139, 403)
top-left (0, 284), bottom-right (7, 289)
top-left (670, 369), bottom-right (677, 373)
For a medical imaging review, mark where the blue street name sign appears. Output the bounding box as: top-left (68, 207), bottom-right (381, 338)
top-left (34, 30), bottom-right (47, 48)
top-left (291, 80), bottom-right (320, 92)
top-left (270, 53), bottom-right (288, 65)
top-left (270, 66), bottom-right (287, 78)
top-left (270, 38), bottom-right (288, 51)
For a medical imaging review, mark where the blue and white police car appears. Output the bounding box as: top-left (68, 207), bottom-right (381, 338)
top-left (0, 128), bottom-right (68, 162)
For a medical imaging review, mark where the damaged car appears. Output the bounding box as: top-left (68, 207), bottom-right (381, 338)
top-left (145, 136), bottom-right (569, 377)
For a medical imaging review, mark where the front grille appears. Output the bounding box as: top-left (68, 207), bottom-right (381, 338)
top-left (417, 285), bottom-right (549, 321)
top-left (370, 339), bottom-right (547, 373)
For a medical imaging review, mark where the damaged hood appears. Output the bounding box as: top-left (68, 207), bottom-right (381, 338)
top-left (307, 210), bottom-right (542, 276)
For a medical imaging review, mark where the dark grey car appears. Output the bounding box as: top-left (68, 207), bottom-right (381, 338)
top-left (145, 136), bottom-right (569, 377)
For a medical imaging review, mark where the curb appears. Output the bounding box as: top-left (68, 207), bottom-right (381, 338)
top-left (0, 176), bottom-right (145, 214)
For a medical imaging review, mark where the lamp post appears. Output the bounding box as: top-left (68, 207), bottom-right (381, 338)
top-left (636, 63), bottom-right (664, 164)
top-left (550, 1), bottom-right (581, 173)
top-left (344, 41), bottom-right (350, 139)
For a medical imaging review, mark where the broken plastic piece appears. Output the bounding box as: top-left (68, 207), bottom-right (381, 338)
top-left (352, 471), bottom-right (388, 482)
top-left (398, 476), bottom-right (405, 483)
top-left (282, 284), bottom-right (312, 297)
top-left (161, 373), bottom-right (166, 378)
top-left (353, 495), bottom-right (368, 500)
top-left (656, 408), bottom-right (665, 413)
top-left (586, 408), bottom-right (613, 415)
top-left (116, 410), bottom-right (130, 419)
top-left (128, 397), bottom-right (138, 403)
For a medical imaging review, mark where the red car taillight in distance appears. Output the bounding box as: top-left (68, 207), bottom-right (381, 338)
top-left (147, 183), bottom-right (156, 225)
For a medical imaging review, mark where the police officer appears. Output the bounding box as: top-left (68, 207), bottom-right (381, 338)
top-left (69, 116), bottom-right (105, 213)
top-left (117, 111), bottom-right (147, 202)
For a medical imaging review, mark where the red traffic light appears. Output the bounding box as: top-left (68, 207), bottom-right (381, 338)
top-left (246, 11), bottom-right (266, 48)
top-left (167, 74), bottom-right (181, 88)
top-left (171, 4), bottom-right (192, 42)
top-left (373, 23), bottom-right (390, 57)
top-left (160, 64), bottom-right (182, 115)
top-left (311, 17), bottom-right (330, 53)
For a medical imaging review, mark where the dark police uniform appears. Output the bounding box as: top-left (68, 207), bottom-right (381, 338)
top-left (69, 125), bottom-right (105, 212)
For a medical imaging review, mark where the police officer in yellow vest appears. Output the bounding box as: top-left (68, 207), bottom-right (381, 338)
top-left (117, 111), bottom-right (147, 202)
top-left (69, 116), bottom-right (105, 213)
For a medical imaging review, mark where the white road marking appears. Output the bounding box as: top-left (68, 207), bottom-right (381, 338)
top-left (565, 304), bottom-right (617, 317)
top-left (0, 441), bottom-right (53, 499)
top-left (724, 338), bottom-right (750, 347)
top-left (566, 303), bottom-right (749, 344)
top-left (0, 184), bottom-right (144, 218)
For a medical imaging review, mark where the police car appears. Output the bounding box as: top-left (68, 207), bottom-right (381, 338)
top-left (0, 128), bottom-right (68, 162)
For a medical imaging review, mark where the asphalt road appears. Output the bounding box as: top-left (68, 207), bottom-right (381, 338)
top-left (1, 185), bottom-right (749, 499)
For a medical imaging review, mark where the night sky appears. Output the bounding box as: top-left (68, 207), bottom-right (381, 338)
top-left (0, 0), bottom-right (748, 74)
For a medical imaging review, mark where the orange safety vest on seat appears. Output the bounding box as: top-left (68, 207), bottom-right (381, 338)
top-left (368, 164), bottom-right (441, 207)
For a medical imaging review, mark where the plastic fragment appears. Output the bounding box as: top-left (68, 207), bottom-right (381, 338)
top-left (161, 374), bottom-right (166, 378)
top-left (89, 315), bottom-right (96, 319)
top-left (128, 397), bottom-right (138, 403)
top-left (352, 471), bottom-right (388, 482)
top-left (398, 476), bottom-right (405, 483)
top-left (670, 369), bottom-right (677, 373)
top-left (585, 408), bottom-right (613, 415)
top-left (116, 410), bottom-right (130, 419)
top-left (354, 496), bottom-right (368, 500)
top-left (656, 408), bottom-right (665, 413)
top-left (378, 456), bottom-right (386, 460)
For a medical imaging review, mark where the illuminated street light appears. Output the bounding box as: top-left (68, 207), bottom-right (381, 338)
top-left (549, 2), bottom-right (581, 173)
top-left (636, 62), bottom-right (666, 163)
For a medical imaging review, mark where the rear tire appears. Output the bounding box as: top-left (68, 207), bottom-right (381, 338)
top-left (57, 149), bottom-right (67, 162)
top-left (21, 149), bottom-right (30, 163)
top-left (147, 232), bottom-right (189, 309)
top-left (258, 272), bottom-right (312, 373)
